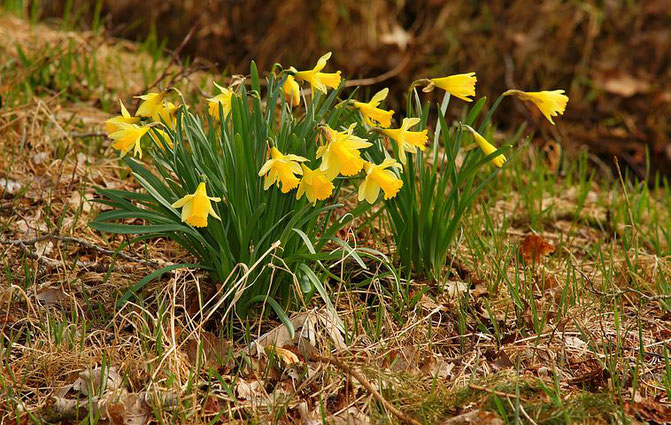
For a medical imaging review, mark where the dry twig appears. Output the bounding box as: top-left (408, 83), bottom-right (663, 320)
top-left (316, 354), bottom-right (423, 425)
top-left (0, 234), bottom-right (159, 267)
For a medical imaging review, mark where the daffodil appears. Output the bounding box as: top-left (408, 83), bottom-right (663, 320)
top-left (381, 118), bottom-right (428, 164)
top-left (150, 128), bottom-right (172, 150)
top-left (463, 125), bottom-right (506, 168)
top-left (316, 124), bottom-right (372, 179)
top-left (292, 52), bottom-right (342, 94)
top-left (296, 164), bottom-right (334, 205)
top-left (258, 147), bottom-right (308, 193)
top-left (207, 82), bottom-right (234, 121)
top-left (135, 90), bottom-right (170, 118)
top-left (283, 75), bottom-right (301, 107)
top-left (109, 123), bottom-right (151, 158)
top-left (152, 101), bottom-right (178, 129)
top-left (352, 88), bottom-right (394, 128)
top-left (171, 182), bottom-right (221, 228)
top-left (358, 159), bottom-right (403, 204)
top-left (428, 73), bottom-right (477, 102)
top-left (104, 99), bottom-right (140, 135)
top-left (503, 89), bottom-right (568, 125)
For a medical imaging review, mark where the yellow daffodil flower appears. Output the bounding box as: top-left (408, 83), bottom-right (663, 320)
top-left (135, 90), bottom-right (170, 118)
top-left (109, 123), bottom-right (151, 158)
top-left (171, 182), bottom-right (221, 228)
top-left (296, 164), bottom-right (334, 205)
top-left (316, 124), bottom-right (372, 179)
top-left (104, 99), bottom-right (140, 135)
top-left (381, 117), bottom-right (428, 164)
top-left (283, 75), bottom-right (301, 107)
top-left (358, 159), bottom-right (403, 204)
top-left (429, 72), bottom-right (477, 102)
top-left (352, 88), bottom-right (394, 128)
top-left (152, 101), bottom-right (178, 129)
top-left (292, 52), bottom-right (342, 94)
top-left (463, 125), bottom-right (506, 168)
top-left (149, 128), bottom-right (172, 150)
top-left (258, 147), bottom-right (308, 193)
top-left (503, 89), bottom-right (568, 125)
top-left (207, 82), bottom-right (235, 121)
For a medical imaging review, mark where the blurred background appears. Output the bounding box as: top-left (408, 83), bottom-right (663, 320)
top-left (9, 0), bottom-right (671, 176)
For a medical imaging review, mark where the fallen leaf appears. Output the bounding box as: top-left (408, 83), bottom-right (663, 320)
top-left (0, 177), bottom-right (22, 197)
top-left (333, 406), bottom-right (371, 425)
top-left (235, 379), bottom-right (263, 401)
top-left (106, 402), bottom-right (126, 424)
top-left (265, 345), bottom-right (300, 366)
top-left (380, 25), bottom-right (412, 50)
top-left (439, 409), bottom-right (504, 424)
top-left (520, 234), bottom-right (555, 264)
top-left (201, 395), bottom-right (220, 416)
top-left (445, 281), bottom-right (469, 298)
top-left (185, 331), bottom-right (231, 369)
top-left (32, 152), bottom-right (49, 165)
top-left (36, 287), bottom-right (68, 306)
top-left (624, 398), bottom-right (671, 423)
top-left (69, 191), bottom-right (92, 213)
top-left (388, 346), bottom-right (420, 374)
top-left (421, 357), bottom-right (454, 379)
top-left (106, 392), bottom-right (149, 425)
top-left (35, 240), bottom-right (53, 257)
top-left (249, 308), bottom-right (346, 356)
top-left (418, 294), bottom-right (447, 312)
top-left (565, 336), bottom-right (587, 351)
top-left (597, 70), bottom-right (650, 97)
top-left (73, 366), bottom-right (124, 396)
top-left (542, 140), bottom-right (562, 173)
top-left (470, 282), bottom-right (489, 298)
top-left (494, 350), bottom-right (514, 370)
top-left (297, 401), bottom-right (320, 425)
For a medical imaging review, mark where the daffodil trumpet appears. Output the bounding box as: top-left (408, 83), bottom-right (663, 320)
top-left (503, 89), bottom-right (568, 125)
top-left (290, 52), bottom-right (342, 95)
top-left (134, 89), bottom-right (173, 118)
top-left (108, 121), bottom-right (160, 159)
top-left (258, 147), bottom-right (308, 193)
top-left (316, 124), bottom-right (372, 179)
top-left (462, 124), bottom-right (506, 168)
top-left (427, 73), bottom-right (477, 102)
top-left (358, 159), bottom-right (404, 204)
top-left (104, 99), bottom-right (140, 135)
top-left (171, 181), bottom-right (221, 228)
top-left (351, 88), bottom-right (395, 128)
top-left (380, 117), bottom-right (428, 165)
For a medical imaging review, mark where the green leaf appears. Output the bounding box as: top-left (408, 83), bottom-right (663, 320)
top-left (245, 295), bottom-right (295, 340)
top-left (89, 222), bottom-right (188, 235)
top-left (298, 263), bottom-right (333, 311)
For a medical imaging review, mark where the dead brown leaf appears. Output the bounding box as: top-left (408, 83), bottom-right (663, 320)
top-left (439, 409), bottom-right (504, 425)
top-left (596, 70), bottom-right (650, 97)
top-left (36, 287), bottom-right (69, 306)
top-left (201, 394), bottom-right (221, 417)
top-left (184, 331), bottom-right (231, 370)
top-left (624, 398), bottom-right (671, 423)
top-left (520, 234), bottom-right (555, 264)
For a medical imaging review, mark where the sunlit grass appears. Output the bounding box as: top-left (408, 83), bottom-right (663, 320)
top-left (0, 6), bottom-right (670, 425)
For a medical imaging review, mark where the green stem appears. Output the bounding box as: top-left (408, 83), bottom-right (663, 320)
top-left (478, 93), bottom-right (505, 132)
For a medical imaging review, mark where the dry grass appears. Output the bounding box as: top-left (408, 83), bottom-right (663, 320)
top-left (1, 12), bottom-right (671, 425)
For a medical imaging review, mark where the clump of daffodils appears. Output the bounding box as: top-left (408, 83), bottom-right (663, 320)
top-left (104, 54), bottom-right (569, 218)
top-left (95, 53), bottom-right (568, 316)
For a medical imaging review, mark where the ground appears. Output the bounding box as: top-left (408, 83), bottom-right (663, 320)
top-left (1, 13), bottom-right (670, 425)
